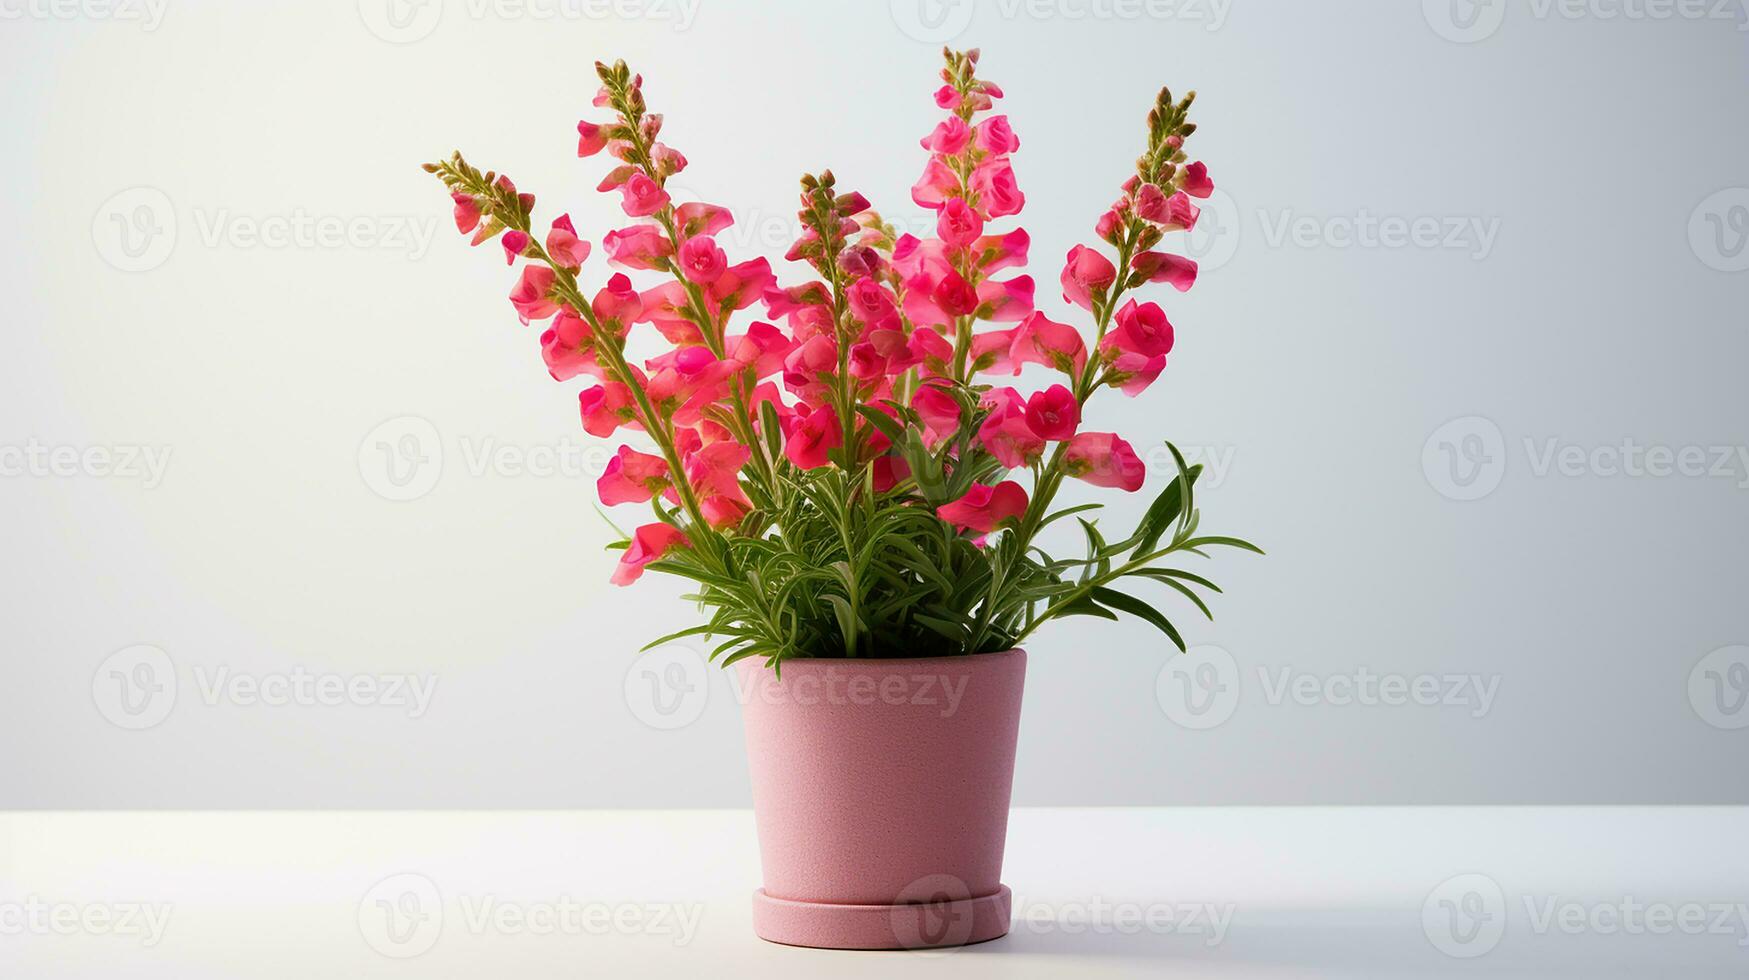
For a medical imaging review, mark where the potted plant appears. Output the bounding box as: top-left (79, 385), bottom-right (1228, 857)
top-left (422, 47), bottom-right (1256, 949)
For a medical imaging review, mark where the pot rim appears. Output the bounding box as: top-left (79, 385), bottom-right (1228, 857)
top-left (739, 647), bottom-right (1026, 669)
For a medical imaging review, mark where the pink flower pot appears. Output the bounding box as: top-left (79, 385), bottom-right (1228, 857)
top-left (736, 648), bottom-right (1026, 950)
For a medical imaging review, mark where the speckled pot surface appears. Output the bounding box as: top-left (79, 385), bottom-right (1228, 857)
top-left (736, 649), bottom-right (1026, 949)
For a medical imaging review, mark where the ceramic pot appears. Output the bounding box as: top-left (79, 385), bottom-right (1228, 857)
top-left (736, 648), bottom-right (1026, 949)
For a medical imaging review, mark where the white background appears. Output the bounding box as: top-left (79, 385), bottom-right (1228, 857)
top-left (2, 0), bottom-right (1747, 806)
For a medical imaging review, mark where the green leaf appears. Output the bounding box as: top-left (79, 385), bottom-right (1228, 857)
top-left (639, 623), bottom-right (722, 651)
top-left (760, 400), bottom-right (785, 463)
top-left (855, 404), bottom-right (906, 445)
top-left (824, 594), bottom-right (861, 647)
top-left (1090, 586), bottom-right (1186, 652)
top-left (1178, 536), bottom-right (1266, 556)
top-left (1039, 503), bottom-right (1104, 528)
top-left (1077, 518), bottom-right (1112, 582)
top-left (915, 612), bottom-right (970, 641)
top-left (1133, 573), bottom-right (1214, 620)
top-left (1132, 568), bottom-right (1223, 593)
top-left (1165, 442), bottom-right (1195, 540)
top-left (1133, 463), bottom-right (1203, 557)
top-left (1052, 595), bottom-right (1119, 621)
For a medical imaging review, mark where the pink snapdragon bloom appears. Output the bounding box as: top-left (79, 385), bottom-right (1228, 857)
top-left (893, 234), bottom-right (952, 282)
top-left (546, 214), bottom-right (591, 271)
top-left (931, 269), bottom-right (980, 317)
top-left (651, 143), bottom-right (687, 176)
top-left (938, 481), bottom-right (1029, 533)
top-left (1104, 351), bottom-right (1167, 396)
top-left (1060, 245), bottom-right (1117, 310)
top-left (910, 384), bottom-right (962, 448)
top-left (705, 257), bottom-right (775, 317)
top-left (1130, 251), bottom-right (1197, 292)
top-left (847, 277), bottom-right (900, 330)
top-left (578, 382), bottom-right (640, 437)
top-left (784, 404), bottom-right (842, 469)
top-left (610, 523), bottom-right (689, 586)
top-left (836, 243), bottom-right (884, 280)
top-left (1108, 299), bottom-right (1175, 357)
top-left (500, 230), bottom-right (530, 265)
top-left (540, 312), bottom-right (604, 382)
top-left (509, 265), bottom-right (559, 323)
top-left (577, 120), bottom-right (609, 157)
top-left (636, 281), bottom-right (703, 346)
top-left (1180, 161), bottom-right (1214, 199)
top-left (678, 235), bottom-right (727, 284)
top-left (910, 158), bottom-right (960, 211)
top-left (1138, 190), bottom-right (1199, 232)
top-left (977, 388), bottom-right (1045, 468)
top-left (1063, 432), bottom-right (1146, 491)
top-left (1024, 384), bottom-right (1081, 441)
top-left (451, 193), bottom-right (482, 234)
top-left (618, 173), bottom-right (670, 217)
top-left (975, 276), bottom-right (1034, 322)
top-left (590, 273), bottom-right (643, 330)
top-left (597, 165), bottom-right (636, 192)
top-left (782, 334), bottom-right (838, 405)
top-left (908, 327), bottom-right (954, 377)
top-left (763, 280), bottom-right (831, 321)
top-left (644, 347), bottom-right (730, 424)
top-left (848, 340), bottom-right (891, 381)
top-left (685, 442), bottom-right (753, 528)
top-left (937, 198), bottom-right (984, 248)
top-left (872, 326), bottom-right (920, 373)
top-left (973, 115), bottom-right (1019, 155)
top-left (900, 280), bottom-right (950, 332)
top-left (1133, 183), bottom-right (1171, 224)
top-left (920, 116), bottom-right (971, 155)
top-left (597, 446), bottom-right (669, 505)
top-left (1096, 208), bottom-right (1123, 244)
top-left (603, 225), bottom-right (673, 270)
top-left (970, 159), bottom-right (1024, 218)
top-left (973, 228), bottom-right (1030, 274)
top-left (1009, 311), bottom-right (1088, 377)
top-left (728, 321), bottom-right (794, 379)
top-left (968, 327), bottom-right (1019, 375)
top-left (674, 201), bottom-right (733, 239)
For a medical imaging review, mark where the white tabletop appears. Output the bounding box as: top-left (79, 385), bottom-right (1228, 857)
top-left (2, 807), bottom-right (1744, 978)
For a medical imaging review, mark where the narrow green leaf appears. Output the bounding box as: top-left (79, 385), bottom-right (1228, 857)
top-left (1133, 464), bottom-right (1203, 557)
top-left (854, 404), bottom-right (906, 445)
top-left (1091, 586), bottom-right (1186, 651)
top-left (1179, 535), bottom-right (1265, 555)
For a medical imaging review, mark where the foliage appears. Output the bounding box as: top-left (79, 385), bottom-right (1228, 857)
top-left (424, 48), bottom-right (1258, 668)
